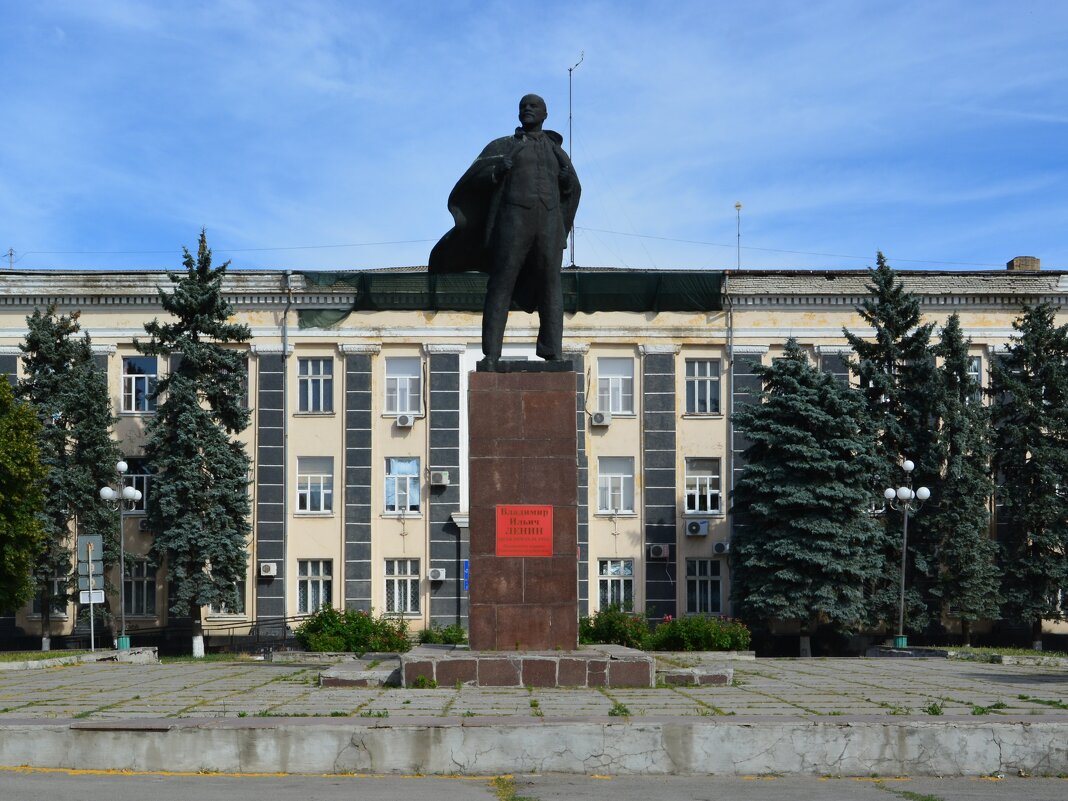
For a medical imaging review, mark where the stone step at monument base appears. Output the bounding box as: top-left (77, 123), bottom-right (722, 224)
top-left (319, 661), bottom-right (402, 688)
top-left (400, 644), bottom-right (655, 688)
top-left (657, 667), bottom-right (734, 686)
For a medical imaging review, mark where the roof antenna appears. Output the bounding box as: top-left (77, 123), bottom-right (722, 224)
top-left (734, 202), bottom-right (742, 270)
top-left (5, 249), bottom-right (13, 270)
top-left (568, 51), bottom-right (584, 268)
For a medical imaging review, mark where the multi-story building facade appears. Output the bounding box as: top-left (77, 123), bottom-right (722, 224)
top-left (1, 259), bottom-right (1064, 646)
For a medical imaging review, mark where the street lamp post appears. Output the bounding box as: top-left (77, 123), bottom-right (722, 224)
top-left (883, 459), bottom-right (930, 649)
top-left (99, 460), bottom-right (141, 651)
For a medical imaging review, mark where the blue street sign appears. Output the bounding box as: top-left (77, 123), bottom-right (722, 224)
top-left (463, 559), bottom-right (469, 591)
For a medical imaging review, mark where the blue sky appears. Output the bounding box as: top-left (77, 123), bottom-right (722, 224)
top-left (2, 1), bottom-right (1066, 272)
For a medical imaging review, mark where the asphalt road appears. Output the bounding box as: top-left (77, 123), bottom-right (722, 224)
top-left (1, 769), bottom-right (1065, 801)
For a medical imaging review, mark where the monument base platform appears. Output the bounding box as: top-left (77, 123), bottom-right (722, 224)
top-left (399, 644), bottom-right (655, 688)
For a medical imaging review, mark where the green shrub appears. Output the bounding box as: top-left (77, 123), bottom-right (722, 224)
top-left (645, 615), bottom-right (751, 652)
top-left (418, 624), bottom-right (468, 645)
top-left (579, 604), bottom-right (650, 649)
top-left (294, 606), bottom-right (411, 653)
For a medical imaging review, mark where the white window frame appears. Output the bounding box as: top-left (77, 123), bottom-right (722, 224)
top-left (296, 457), bottom-right (334, 514)
top-left (297, 357), bottom-right (333, 413)
top-left (297, 559), bottom-right (332, 614)
top-left (597, 456), bottom-right (635, 514)
top-left (597, 558), bottom-right (635, 610)
top-left (122, 356), bottom-right (157, 413)
top-left (967, 355), bottom-right (983, 403)
top-left (685, 359), bottom-right (721, 415)
top-left (384, 558), bottom-right (420, 615)
top-left (686, 558), bottom-right (722, 615)
top-left (385, 357), bottom-right (422, 415)
top-left (385, 457), bottom-right (421, 516)
top-left (597, 358), bottom-right (634, 414)
top-left (209, 580), bottom-right (247, 616)
top-left (123, 457), bottom-right (151, 514)
top-left (124, 559), bottom-right (157, 617)
top-left (684, 458), bottom-right (722, 515)
top-left (31, 576), bottom-right (68, 617)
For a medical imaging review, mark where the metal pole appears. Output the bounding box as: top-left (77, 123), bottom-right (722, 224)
top-left (567, 52), bottom-right (583, 268)
top-left (119, 497), bottom-right (126, 641)
top-left (897, 506), bottom-right (909, 638)
top-left (88, 542), bottom-right (95, 653)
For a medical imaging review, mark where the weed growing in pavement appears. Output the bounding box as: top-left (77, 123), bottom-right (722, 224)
top-left (359, 709), bottom-right (389, 718)
top-left (923, 701), bottom-right (944, 716)
top-left (411, 676), bottom-right (438, 689)
top-left (491, 776), bottom-right (537, 801)
top-left (1018, 694), bottom-right (1068, 709)
top-left (608, 702), bottom-right (631, 717)
top-left (237, 711), bottom-right (248, 718)
top-left (971, 704), bottom-right (993, 715)
top-left (330, 711), bottom-right (348, 717)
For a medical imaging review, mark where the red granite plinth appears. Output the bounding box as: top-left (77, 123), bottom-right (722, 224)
top-left (398, 645), bottom-right (656, 688)
top-left (468, 370), bottom-right (578, 651)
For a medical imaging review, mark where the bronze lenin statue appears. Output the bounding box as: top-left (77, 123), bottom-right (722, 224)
top-left (429, 94), bottom-right (581, 369)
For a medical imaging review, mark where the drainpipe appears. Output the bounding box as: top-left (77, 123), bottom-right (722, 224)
top-left (724, 271), bottom-right (735, 616)
top-left (281, 271), bottom-right (293, 634)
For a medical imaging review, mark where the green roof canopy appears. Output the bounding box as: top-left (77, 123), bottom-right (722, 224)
top-left (297, 270), bottom-right (723, 329)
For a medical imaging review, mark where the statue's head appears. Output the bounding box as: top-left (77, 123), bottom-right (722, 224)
top-left (518, 94), bottom-right (547, 131)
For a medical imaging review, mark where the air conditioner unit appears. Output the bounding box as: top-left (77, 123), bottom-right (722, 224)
top-left (648, 543), bottom-right (671, 559)
top-left (590, 410), bottom-right (612, 427)
top-left (428, 567), bottom-right (446, 581)
top-left (395, 413), bottom-right (416, 428)
top-left (685, 520), bottom-right (709, 537)
top-left (713, 541), bottom-right (731, 555)
top-left (259, 561), bottom-right (278, 577)
top-left (138, 518), bottom-right (152, 533)
top-left (430, 470), bottom-right (450, 487)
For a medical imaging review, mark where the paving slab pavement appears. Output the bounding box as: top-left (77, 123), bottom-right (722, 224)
top-left (0, 657), bottom-right (1065, 776)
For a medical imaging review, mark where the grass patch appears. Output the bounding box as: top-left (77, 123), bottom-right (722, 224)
top-left (1018, 694), bottom-right (1068, 710)
top-left (608, 701), bottom-right (631, 717)
top-left (941, 645), bottom-right (1068, 659)
top-left (923, 701), bottom-right (944, 716)
top-left (359, 709), bottom-right (389, 718)
top-left (410, 676), bottom-right (438, 689)
top-left (160, 653), bottom-right (259, 664)
top-left (491, 776), bottom-right (537, 801)
top-left (0, 650), bottom-right (91, 662)
top-left (875, 785), bottom-right (944, 801)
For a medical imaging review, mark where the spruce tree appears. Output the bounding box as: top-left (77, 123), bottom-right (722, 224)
top-left (927, 314), bottom-right (1000, 645)
top-left (732, 339), bottom-right (883, 655)
top-left (843, 253), bottom-right (940, 632)
top-left (138, 231), bottom-right (252, 657)
top-left (988, 303), bottom-right (1068, 650)
top-left (19, 307), bottom-right (120, 648)
top-left (0, 378), bottom-right (46, 612)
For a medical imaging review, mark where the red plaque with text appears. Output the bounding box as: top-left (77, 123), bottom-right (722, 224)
top-left (496, 505), bottom-right (553, 557)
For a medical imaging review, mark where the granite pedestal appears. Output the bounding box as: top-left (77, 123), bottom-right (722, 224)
top-left (467, 369), bottom-right (578, 652)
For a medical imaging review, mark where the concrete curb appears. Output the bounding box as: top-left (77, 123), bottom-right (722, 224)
top-left (1, 716), bottom-right (1065, 776)
top-left (0, 648), bottom-right (158, 671)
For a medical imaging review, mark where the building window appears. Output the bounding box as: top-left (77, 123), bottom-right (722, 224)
top-left (385, 457), bottom-right (421, 515)
top-left (297, 560), bottom-right (332, 614)
top-left (597, 358), bottom-right (634, 414)
top-left (209, 581), bottom-right (246, 615)
top-left (298, 357), bottom-right (333, 413)
top-left (684, 458), bottom-right (721, 514)
top-left (598, 559), bottom-right (634, 610)
top-left (385, 558), bottom-right (420, 614)
top-left (123, 457), bottom-right (151, 513)
top-left (124, 560), bottom-right (157, 617)
top-left (31, 577), bottom-right (68, 616)
top-left (685, 359), bottom-right (721, 414)
top-left (686, 559), bottom-right (722, 615)
top-left (967, 356), bottom-right (983, 403)
top-left (597, 456), bottom-right (635, 514)
top-left (122, 357), bottom-right (157, 413)
top-left (297, 457), bottom-right (333, 513)
top-left (385, 357), bottom-right (421, 415)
